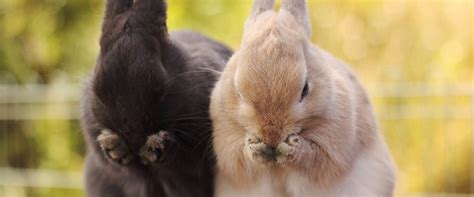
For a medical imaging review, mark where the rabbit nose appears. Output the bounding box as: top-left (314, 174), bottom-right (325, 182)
top-left (260, 145), bottom-right (277, 160)
top-left (261, 124), bottom-right (281, 147)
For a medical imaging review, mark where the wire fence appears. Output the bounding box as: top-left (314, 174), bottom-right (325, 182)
top-left (0, 83), bottom-right (473, 195)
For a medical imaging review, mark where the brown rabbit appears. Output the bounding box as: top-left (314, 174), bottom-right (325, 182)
top-left (210, 0), bottom-right (396, 196)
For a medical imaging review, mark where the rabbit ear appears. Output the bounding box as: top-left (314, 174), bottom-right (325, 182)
top-left (280, 0), bottom-right (311, 37)
top-left (103, 0), bottom-right (133, 21)
top-left (245, 0), bottom-right (275, 28)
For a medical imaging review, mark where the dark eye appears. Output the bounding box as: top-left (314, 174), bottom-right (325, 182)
top-left (236, 90), bottom-right (243, 99)
top-left (300, 81), bottom-right (309, 102)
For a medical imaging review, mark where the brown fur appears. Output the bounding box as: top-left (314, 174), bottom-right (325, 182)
top-left (210, 0), bottom-right (396, 196)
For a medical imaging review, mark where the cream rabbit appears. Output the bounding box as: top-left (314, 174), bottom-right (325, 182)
top-left (210, 0), bottom-right (396, 196)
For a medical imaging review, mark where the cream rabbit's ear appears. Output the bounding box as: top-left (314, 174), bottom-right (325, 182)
top-left (280, 0), bottom-right (311, 37)
top-left (244, 0), bottom-right (275, 29)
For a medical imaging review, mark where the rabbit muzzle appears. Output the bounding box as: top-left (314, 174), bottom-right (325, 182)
top-left (245, 133), bottom-right (301, 165)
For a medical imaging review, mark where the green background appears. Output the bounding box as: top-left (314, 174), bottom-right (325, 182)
top-left (0, 0), bottom-right (472, 196)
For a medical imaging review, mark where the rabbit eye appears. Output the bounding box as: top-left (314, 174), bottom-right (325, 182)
top-left (237, 91), bottom-right (242, 99)
top-left (300, 81), bottom-right (309, 102)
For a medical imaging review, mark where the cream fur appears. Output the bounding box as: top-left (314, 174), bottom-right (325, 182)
top-left (210, 0), bottom-right (396, 196)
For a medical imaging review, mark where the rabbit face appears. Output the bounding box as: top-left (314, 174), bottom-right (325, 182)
top-left (211, 1), bottom-right (340, 184)
top-left (91, 60), bottom-right (180, 158)
top-left (230, 18), bottom-right (312, 165)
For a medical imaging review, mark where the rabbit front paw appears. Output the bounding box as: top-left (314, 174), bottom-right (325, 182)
top-left (275, 134), bottom-right (301, 164)
top-left (97, 129), bottom-right (133, 165)
top-left (245, 133), bottom-right (302, 165)
top-left (139, 130), bottom-right (173, 165)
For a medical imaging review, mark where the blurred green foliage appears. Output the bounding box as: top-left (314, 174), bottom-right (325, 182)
top-left (0, 0), bottom-right (472, 196)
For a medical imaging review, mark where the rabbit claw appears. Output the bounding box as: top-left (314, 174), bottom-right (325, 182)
top-left (97, 129), bottom-right (133, 165)
top-left (139, 130), bottom-right (173, 165)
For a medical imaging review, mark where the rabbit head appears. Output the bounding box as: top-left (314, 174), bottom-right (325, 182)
top-left (211, 0), bottom-right (339, 178)
top-left (234, 19), bottom-right (310, 165)
top-left (90, 0), bottom-right (191, 162)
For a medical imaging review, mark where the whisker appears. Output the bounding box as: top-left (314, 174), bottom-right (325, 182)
top-left (159, 117), bottom-right (210, 124)
top-left (172, 128), bottom-right (198, 140)
top-left (163, 70), bottom-right (219, 86)
top-left (173, 110), bottom-right (209, 118)
top-left (198, 67), bottom-right (222, 75)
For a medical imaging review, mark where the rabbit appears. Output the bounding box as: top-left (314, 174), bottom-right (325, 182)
top-left (80, 0), bottom-right (232, 196)
top-left (209, 0), bottom-right (396, 196)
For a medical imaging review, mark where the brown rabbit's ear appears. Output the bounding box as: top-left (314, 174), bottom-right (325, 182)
top-left (244, 0), bottom-right (275, 30)
top-left (280, 0), bottom-right (311, 37)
